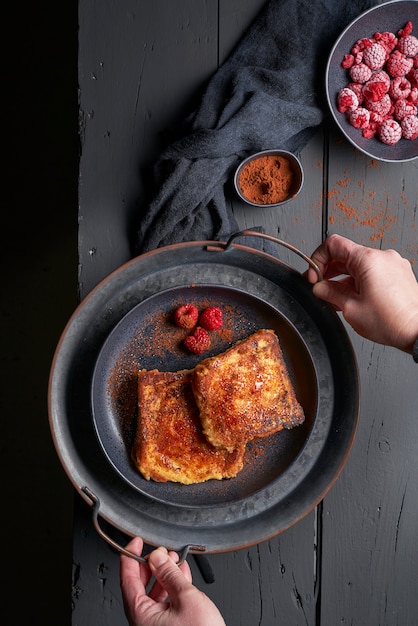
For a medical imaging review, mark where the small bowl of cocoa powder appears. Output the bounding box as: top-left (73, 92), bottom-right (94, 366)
top-left (234, 149), bottom-right (304, 207)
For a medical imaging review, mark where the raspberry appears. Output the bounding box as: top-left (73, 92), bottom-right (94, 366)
top-left (409, 86), bottom-right (418, 104)
top-left (365, 93), bottom-right (392, 116)
top-left (378, 118), bottom-right (402, 145)
top-left (398, 21), bottom-right (413, 38)
top-left (362, 125), bottom-right (377, 139)
top-left (173, 304), bottom-right (199, 329)
top-left (341, 54), bottom-right (354, 69)
top-left (337, 87), bottom-right (359, 112)
top-left (198, 306), bottom-right (223, 331)
top-left (397, 34), bottom-right (418, 57)
top-left (389, 76), bottom-right (411, 100)
top-left (347, 82), bottom-right (364, 104)
top-left (408, 68), bottom-right (418, 88)
top-left (348, 106), bottom-right (370, 129)
top-left (183, 327), bottom-right (210, 354)
top-left (363, 42), bottom-right (387, 70)
top-left (369, 111), bottom-right (384, 125)
top-left (401, 114), bottom-right (418, 139)
top-left (349, 62), bottom-right (373, 83)
top-left (373, 31), bottom-right (398, 54)
top-left (386, 50), bottom-right (414, 77)
top-left (394, 98), bottom-right (417, 121)
top-left (363, 80), bottom-right (388, 102)
top-left (368, 70), bottom-right (391, 90)
top-left (351, 37), bottom-right (374, 54)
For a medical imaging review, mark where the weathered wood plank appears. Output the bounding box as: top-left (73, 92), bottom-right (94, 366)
top-left (319, 126), bottom-right (418, 626)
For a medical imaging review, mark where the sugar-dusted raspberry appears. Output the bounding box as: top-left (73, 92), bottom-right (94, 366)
top-left (347, 82), bottom-right (364, 104)
top-left (341, 54), bottom-right (354, 69)
top-left (348, 107), bottom-right (370, 129)
top-left (373, 31), bottom-right (398, 54)
top-left (365, 93), bottom-right (392, 116)
top-left (368, 70), bottom-right (391, 90)
top-left (349, 62), bottom-right (373, 83)
top-left (394, 98), bottom-right (417, 121)
top-left (351, 37), bottom-right (374, 54)
top-left (198, 306), bottom-right (223, 331)
top-left (397, 34), bottom-right (418, 57)
top-left (363, 80), bottom-right (388, 102)
top-left (363, 42), bottom-right (387, 70)
top-left (362, 125), bottom-right (377, 139)
top-left (173, 304), bottom-right (199, 329)
top-left (183, 326), bottom-right (210, 354)
top-left (389, 76), bottom-right (411, 100)
top-left (398, 21), bottom-right (413, 38)
top-left (337, 87), bottom-right (359, 113)
top-left (408, 68), bottom-right (418, 88)
top-left (409, 86), bottom-right (418, 104)
top-left (386, 50), bottom-right (414, 77)
top-left (369, 111), bottom-right (384, 125)
top-left (401, 114), bottom-right (418, 139)
top-left (378, 118), bottom-right (402, 145)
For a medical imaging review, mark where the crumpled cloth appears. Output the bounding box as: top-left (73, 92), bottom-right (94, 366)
top-left (134, 0), bottom-right (376, 254)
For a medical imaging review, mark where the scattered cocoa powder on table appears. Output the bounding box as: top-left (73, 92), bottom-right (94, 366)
top-left (238, 154), bottom-right (294, 204)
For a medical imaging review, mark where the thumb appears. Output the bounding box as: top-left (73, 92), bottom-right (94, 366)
top-left (313, 279), bottom-right (354, 312)
top-left (148, 548), bottom-right (192, 598)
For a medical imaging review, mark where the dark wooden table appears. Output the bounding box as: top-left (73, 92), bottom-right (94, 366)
top-left (73, 1), bottom-right (417, 624)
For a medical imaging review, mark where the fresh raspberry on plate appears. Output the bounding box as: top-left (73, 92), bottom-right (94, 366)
top-left (198, 306), bottom-right (223, 331)
top-left (173, 304), bottom-right (199, 329)
top-left (183, 327), bottom-right (210, 354)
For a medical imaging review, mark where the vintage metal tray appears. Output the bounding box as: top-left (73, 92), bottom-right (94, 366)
top-left (48, 231), bottom-right (359, 557)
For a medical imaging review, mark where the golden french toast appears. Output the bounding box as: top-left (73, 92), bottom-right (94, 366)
top-left (191, 329), bottom-right (305, 452)
top-left (132, 368), bottom-right (245, 484)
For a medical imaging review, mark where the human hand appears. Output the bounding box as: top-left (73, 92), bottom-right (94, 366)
top-left (120, 537), bottom-right (226, 626)
top-left (307, 234), bottom-right (418, 353)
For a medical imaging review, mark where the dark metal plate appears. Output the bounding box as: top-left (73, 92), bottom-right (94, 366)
top-left (91, 284), bottom-right (317, 507)
top-left (48, 239), bottom-right (359, 553)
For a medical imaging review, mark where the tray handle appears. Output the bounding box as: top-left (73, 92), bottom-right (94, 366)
top-left (81, 486), bottom-right (206, 566)
top-left (221, 229), bottom-right (323, 282)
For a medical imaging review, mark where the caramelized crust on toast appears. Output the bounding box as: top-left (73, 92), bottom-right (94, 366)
top-left (191, 329), bottom-right (305, 452)
top-left (132, 369), bottom-right (245, 484)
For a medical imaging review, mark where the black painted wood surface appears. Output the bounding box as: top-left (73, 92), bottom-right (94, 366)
top-left (75, 1), bottom-right (418, 624)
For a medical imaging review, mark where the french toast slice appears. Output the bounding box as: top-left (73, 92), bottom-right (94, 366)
top-left (132, 368), bottom-right (245, 484)
top-left (191, 329), bottom-right (305, 452)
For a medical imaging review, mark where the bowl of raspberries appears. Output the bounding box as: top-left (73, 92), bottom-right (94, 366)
top-left (326, 0), bottom-right (418, 162)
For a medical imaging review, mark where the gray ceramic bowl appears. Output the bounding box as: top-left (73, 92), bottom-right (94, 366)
top-left (234, 149), bottom-right (304, 207)
top-left (326, 0), bottom-right (418, 163)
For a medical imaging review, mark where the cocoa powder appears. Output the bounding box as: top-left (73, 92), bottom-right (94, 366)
top-left (238, 154), bottom-right (294, 204)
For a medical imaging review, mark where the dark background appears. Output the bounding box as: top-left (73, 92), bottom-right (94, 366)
top-left (3, 3), bottom-right (77, 623)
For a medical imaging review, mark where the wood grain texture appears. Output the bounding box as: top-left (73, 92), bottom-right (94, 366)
top-left (319, 126), bottom-right (418, 626)
top-left (76, 0), bottom-right (418, 624)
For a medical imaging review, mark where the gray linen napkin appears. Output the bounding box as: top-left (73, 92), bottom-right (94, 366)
top-left (135, 0), bottom-right (376, 254)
